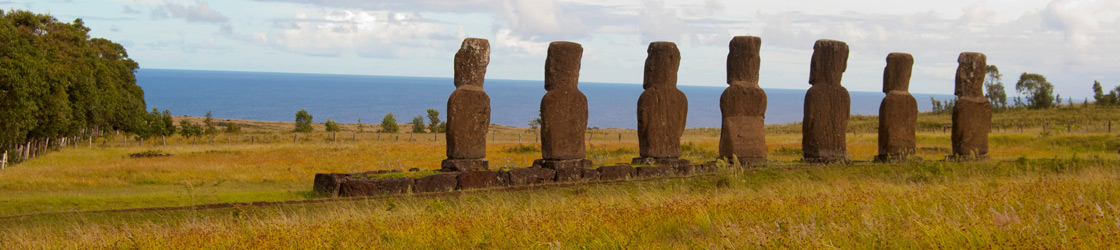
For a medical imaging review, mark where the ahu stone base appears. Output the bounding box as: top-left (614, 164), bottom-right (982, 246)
top-left (313, 161), bottom-right (719, 197)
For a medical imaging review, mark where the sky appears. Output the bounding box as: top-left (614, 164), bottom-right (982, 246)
top-left (3, 0), bottom-right (1119, 99)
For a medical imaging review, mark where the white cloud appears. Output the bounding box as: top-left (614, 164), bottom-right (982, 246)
top-left (151, 0), bottom-right (229, 23)
top-left (262, 9), bottom-right (454, 58)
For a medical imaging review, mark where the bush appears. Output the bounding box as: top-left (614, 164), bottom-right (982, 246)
top-left (294, 109), bottom-right (313, 132)
top-left (411, 116), bottom-right (426, 133)
top-left (324, 119), bottom-right (340, 132)
top-left (380, 112), bottom-right (399, 133)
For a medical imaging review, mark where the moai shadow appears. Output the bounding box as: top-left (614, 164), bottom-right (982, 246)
top-left (951, 52), bottom-right (991, 160)
top-left (802, 39), bottom-right (850, 164)
top-left (632, 42), bottom-right (690, 167)
top-left (442, 38), bottom-right (492, 172)
top-left (533, 41), bottom-right (592, 179)
top-left (876, 53), bottom-right (918, 162)
top-left (719, 36), bottom-right (767, 165)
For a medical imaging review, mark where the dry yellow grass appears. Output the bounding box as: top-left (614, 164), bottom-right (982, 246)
top-left (1, 106), bottom-right (1119, 248)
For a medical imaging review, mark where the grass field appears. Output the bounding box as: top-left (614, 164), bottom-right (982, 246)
top-left (2, 105), bottom-right (1119, 248)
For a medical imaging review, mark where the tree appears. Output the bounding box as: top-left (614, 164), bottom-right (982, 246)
top-left (426, 109), bottom-right (442, 133)
top-left (161, 109), bottom-right (175, 137)
top-left (984, 65), bottom-right (1008, 110)
top-left (357, 118), bottom-right (364, 133)
top-left (294, 109), bottom-right (313, 133)
top-left (178, 120), bottom-right (203, 139)
top-left (411, 116), bottom-right (426, 133)
top-left (380, 112), bottom-right (399, 133)
top-left (0, 10), bottom-right (146, 156)
top-left (528, 112), bottom-right (543, 129)
top-left (1093, 80), bottom-right (1106, 104)
top-left (224, 122), bottom-right (241, 134)
top-left (1015, 72), bottom-right (1056, 109)
top-left (324, 119), bottom-right (340, 132)
top-left (203, 111), bottom-right (218, 135)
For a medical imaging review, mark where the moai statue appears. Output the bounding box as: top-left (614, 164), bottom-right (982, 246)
top-left (802, 39), bottom-right (850, 163)
top-left (876, 53), bottom-right (917, 162)
top-left (632, 42), bottom-right (690, 166)
top-left (952, 52), bottom-right (991, 159)
top-left (533, 41), bottom-right (593, 175)
top-left (442, 38), bottom-right (491, 172)
top-left (719, 36), bottom-right (767, 165)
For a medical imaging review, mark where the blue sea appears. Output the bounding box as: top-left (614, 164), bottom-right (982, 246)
top-left (137, 69), bottom-right (953, 129)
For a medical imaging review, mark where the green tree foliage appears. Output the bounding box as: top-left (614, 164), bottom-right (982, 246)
top-left (294, 109), bottom-right (313, 133)
top-left (0, 10), bottom-right (146, 153)
top-left (1015, 72), bottom-right (1056, 109)
top-left (324, 119), bottom-right (340, 132)
top-left (1092, 80), bottom-right (1120, 105)
top-left (224, 122), bottom-right (241, 134)
top-left (930, 97), bottom-right (956, 114)
top-left (160, 109), bottom-right (175, 137)
top-left (203, 111), bottom-right (217, 135)
top-left (411, 116), bottom-right (426, 133)
top-left (528, 112), bottom-right (543, 129)
top-left (426, 109), bottom-right (442, 133)
top-left (177, 120), bottom-right (203, 139)
top-left (380, 112), bottom-right (399, 133)
top-left (356, 118), bottom-right (364, 133)
top-left (984, 65), bottom-right (1008, 110)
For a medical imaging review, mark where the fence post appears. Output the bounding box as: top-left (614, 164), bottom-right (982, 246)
top-left (333, 132), bottom-right (338, 142)
top-left (293, 133), bottom-right (298, 143)
top-left (518, 133), bottom-right (522, 143)
top-left (2, 151), bottom-right (7, 170)
top-left (408, 131), bottom-right (413, 142)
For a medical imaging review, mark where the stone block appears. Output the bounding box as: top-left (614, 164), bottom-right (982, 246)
top-left (414, 173), bottom-right (459, 193)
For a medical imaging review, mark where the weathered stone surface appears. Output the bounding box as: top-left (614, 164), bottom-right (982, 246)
top-left (532, 159), bottom-right (592, 170)
top-left (541, 41), bottom-right (588, 160)
top-left (534, 158), bottom-right (592, 182)
top-left (414, 173), bottom-right (459, 193)
top-left (456, 170), bottom-right (503, 190)
top-left (580, 168), bottom-right (601, 181)
top-left (598, 164), bottom-right (636, 180)
top-left (338, 178), bottom-right (413, 197)
top-left (802, 39), bottom-right (851, 163)
top-left (313, 173), bottom-right (347, 197)
top-left (631, 157), bottom-right (691, 167)
top-left (636, 166), bottom-right (672, 178)
top-left (441, 159), bottom-right (489, 172)
top-left (877, 53), bottom-right (917, 161)
top-left (952, 52), bottom-right (991, 159)
top-left (720, 36), bottom-right (767, 164)
top-left (637, 42), bottom-right (688, 159)
top-left (674, 165), bottom-right (698, 175)
top-left (954, 52), bottom-right (990, 158)
top-left (505, 167), bottom-right (556, 186)
top-left (445, 38), bottom-right (491, 170)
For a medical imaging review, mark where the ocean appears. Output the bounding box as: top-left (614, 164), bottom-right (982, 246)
top-left (136, 69), bottom-right (953, 129)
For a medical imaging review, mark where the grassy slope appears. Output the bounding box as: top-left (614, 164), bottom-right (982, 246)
top-left (1, 106), bottom-right (1120, 248)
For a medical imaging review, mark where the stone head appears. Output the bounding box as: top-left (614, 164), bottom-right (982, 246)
top-left (883, 53), bottom-right (914, 93)
top-left (643, 41), bottom-right (681, 89)
top-left (955, 52), bottom-right (986, 98)
top-left (544, 41), bottom-right (583, 91)
top-left (454, 38), bottom-right (490, 88)
top-left (808, 39), bottom-right (849, 86)
top-left (727, 36), bottom-right (761, 87)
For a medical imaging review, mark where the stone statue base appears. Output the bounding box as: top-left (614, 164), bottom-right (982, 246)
top-left (720, 156), bottom-right (766, 166)
top-left (533, 159), bottom-right (593, 182)
top-left (874, 154), bottom-right (921, 163)
top-left (441, 159), bottom-right (489, 172)
top-left (631, 157), bottom-right (691, 167)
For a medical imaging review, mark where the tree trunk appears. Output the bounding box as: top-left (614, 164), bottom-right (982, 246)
top-left (333, 132), bottom-right (337, 142)
top-left (139, 137), bottom-right (143, 147)
top-left (2, 151), bottom-right (7, 170)
top-left (162, 135), bottom-right (166, 146)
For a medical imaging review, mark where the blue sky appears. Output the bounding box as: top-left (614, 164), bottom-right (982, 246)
top-left (4, 0), bottom-right (1118, 98)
